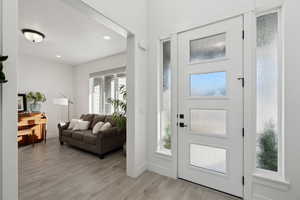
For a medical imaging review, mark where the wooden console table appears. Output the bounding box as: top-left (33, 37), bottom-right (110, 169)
top-left (18, 113), bottom-right (48, 146)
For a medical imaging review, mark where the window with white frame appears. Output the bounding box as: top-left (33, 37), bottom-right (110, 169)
top-left (256, 10), bottom-right (283, 175)
top-left (157, 39), bottom-right (172, 155)
top-left (90, 70), bottom-right (126, 114)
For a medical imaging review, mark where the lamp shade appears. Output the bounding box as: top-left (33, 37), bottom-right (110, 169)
top-left (53, 98), bottom-right (68, 106)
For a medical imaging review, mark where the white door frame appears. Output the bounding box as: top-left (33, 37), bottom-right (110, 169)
top-left (169, 13), bottom-right (256, 200)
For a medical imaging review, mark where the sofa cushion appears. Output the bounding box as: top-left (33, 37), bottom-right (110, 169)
top-left (91, 115), bottom-right (106, 129)
top-left (83, 133), bottom-right (97, 145)
top-left (72, 131), bottom-right (88, 141)
top-left (104, 115), bottom-right (117, 127)
top-left (62, 129), bottom-right (74, 138)
top-left (80, 114), bottom-right (95, 129)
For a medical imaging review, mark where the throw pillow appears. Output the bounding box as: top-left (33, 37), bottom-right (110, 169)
top-left (91, 115), bottom-right (106, 129)
top-left (92, 121), bottom-right (105, 134)
top-left (68, 119), bottom-right (81, 130)
top-left (73, 120), bottom-right (90, 131)
top-left (80, 114), bottom-right (95, 129)
top-left (104, 116), bottom-right (117, 127)
top-left (99, 122), bottom-right (112, 131)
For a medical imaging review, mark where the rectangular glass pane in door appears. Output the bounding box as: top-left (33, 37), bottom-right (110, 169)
top-left (190, 144), bottom-right (227, 174)
top-left (190, 33), bottom-right (226, 62)
top-left (190, 72), bottom-right (226, 96)
top-left (190, 109), bottom-right (226, 135)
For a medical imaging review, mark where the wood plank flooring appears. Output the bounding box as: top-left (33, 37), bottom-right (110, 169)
top-left (19, 137), bottom-right (240, 200)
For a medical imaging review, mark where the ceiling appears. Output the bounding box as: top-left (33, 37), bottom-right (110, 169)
top-left (18, 0), bottom-right (127, 66)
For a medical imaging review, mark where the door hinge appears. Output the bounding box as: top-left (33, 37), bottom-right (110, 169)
top-left (242, 30), bottom-right (245, 40)
top-left (238, 77), bottom-right (245, 88)
top-left (242, 176), bottom-right (245, 186)
top-left (242, 128), bottom-right (245, 137)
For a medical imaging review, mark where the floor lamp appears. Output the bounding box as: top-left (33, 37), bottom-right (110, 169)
top-left (53, 98), bottom-right (73, 121)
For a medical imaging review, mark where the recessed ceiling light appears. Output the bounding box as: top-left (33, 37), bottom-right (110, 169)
top-left (21, 29), bottom-right (45, 43)
top-left (56, 55), bottom-right (61, 58)
top-left (103, 36), bottom-right (111, 40)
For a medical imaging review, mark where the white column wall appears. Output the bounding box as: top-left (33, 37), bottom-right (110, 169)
top-left (81, 0), bottom-right (148, 177)
top-left (1, 0), bottom-right (18, 199)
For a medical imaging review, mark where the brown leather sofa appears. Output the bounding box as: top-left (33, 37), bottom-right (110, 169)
top-left (58, 114), bottom-right (126, 159)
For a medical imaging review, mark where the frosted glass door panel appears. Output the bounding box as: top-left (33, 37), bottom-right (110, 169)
top-left (190, 144), bottom-right (227, 174)
top-left (190, 33), bottom-right (226, 63)
top-left (190, 72), bottom-right (226, 96)
top-left (190, 110), bottom-right (226, 135)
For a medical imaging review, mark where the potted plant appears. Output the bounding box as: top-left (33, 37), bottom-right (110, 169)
top-left (0, 55), bottom-right (8, 83)
top-left (108, 85), bottom-right (127, 154)
top-left (26, 92), bottom-right (46, 113)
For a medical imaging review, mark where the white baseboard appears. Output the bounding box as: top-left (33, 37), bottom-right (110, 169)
top-left (253, 194), bottom-right (273, 200)
top-left (147, 162), bottom-right (175, 178)
top-left (131, 162), bottom-right (147, 178)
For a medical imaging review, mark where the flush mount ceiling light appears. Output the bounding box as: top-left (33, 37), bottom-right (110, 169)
top-left (21, 29), bottom-right (45, 43)
top-left (103, 35), bottom-right (111, 40)
top-left (56, 55), bottom-right (61, 58)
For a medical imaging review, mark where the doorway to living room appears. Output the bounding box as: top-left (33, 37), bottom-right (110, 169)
top-left (17, 0), bottom-right (134, 199)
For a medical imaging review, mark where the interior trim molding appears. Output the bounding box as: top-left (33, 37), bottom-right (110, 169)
top-left (89, 66), bottom-right (126, 78)
top-left (148, 162), bottom-right (174, 178)
top-left (253, 194), bottom-right (273, 200)
top-left (253, 173), bottom-right (290, 192)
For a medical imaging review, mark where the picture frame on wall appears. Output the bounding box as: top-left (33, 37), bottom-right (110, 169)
top-left (18, 93), bottom-right (27, 112)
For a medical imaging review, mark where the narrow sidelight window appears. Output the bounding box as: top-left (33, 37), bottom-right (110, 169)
top-left (256, 10), bottom-right (283, 175)
top-left (157, 39), bottom-right (172, 155)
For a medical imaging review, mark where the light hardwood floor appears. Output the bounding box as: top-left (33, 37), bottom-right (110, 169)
top-left (19, 138), bottom-right (240, 200)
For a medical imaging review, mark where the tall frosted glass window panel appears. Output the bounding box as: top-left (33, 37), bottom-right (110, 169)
top-left (158, 40), bottom-right (171, 154)
top-left (256, 12), bottom-right (279, 172)
top-left (190, 72), bottom-right (226, 96)
top-left (190, 33), bottom-right (226, 63)
top-left (190, 144), bottom-right (227, 174)
top-left (190, 110), bottom-right (226, 135)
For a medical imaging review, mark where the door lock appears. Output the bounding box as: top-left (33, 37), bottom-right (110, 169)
top-left (179, 122), bottom-right (188, 127)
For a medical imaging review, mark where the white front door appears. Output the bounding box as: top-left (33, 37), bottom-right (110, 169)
top-left (178, 16), bottom-right (244, 197)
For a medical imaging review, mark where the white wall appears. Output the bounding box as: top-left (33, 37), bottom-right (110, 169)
top-left (17, 54), bottom-right (73, 136)
top-left (72, 52), bottom-right (126, 117)
top-left (147, 0), bottom-right (300, 199)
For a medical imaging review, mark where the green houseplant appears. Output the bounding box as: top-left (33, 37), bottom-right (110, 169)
top-left (0, 55), bottom-right (8, 83)
top-left (163, 124), bottom-right (171, 150)
top-left (108, 85), bottom-right (127, 129)
top-left (26, 92), bottom-right (46, 113)
top-left (257, 121), bottom-right (278, 171)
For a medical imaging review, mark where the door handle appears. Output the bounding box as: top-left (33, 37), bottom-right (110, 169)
top-left (179, 122), bottom-right (188, 128)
